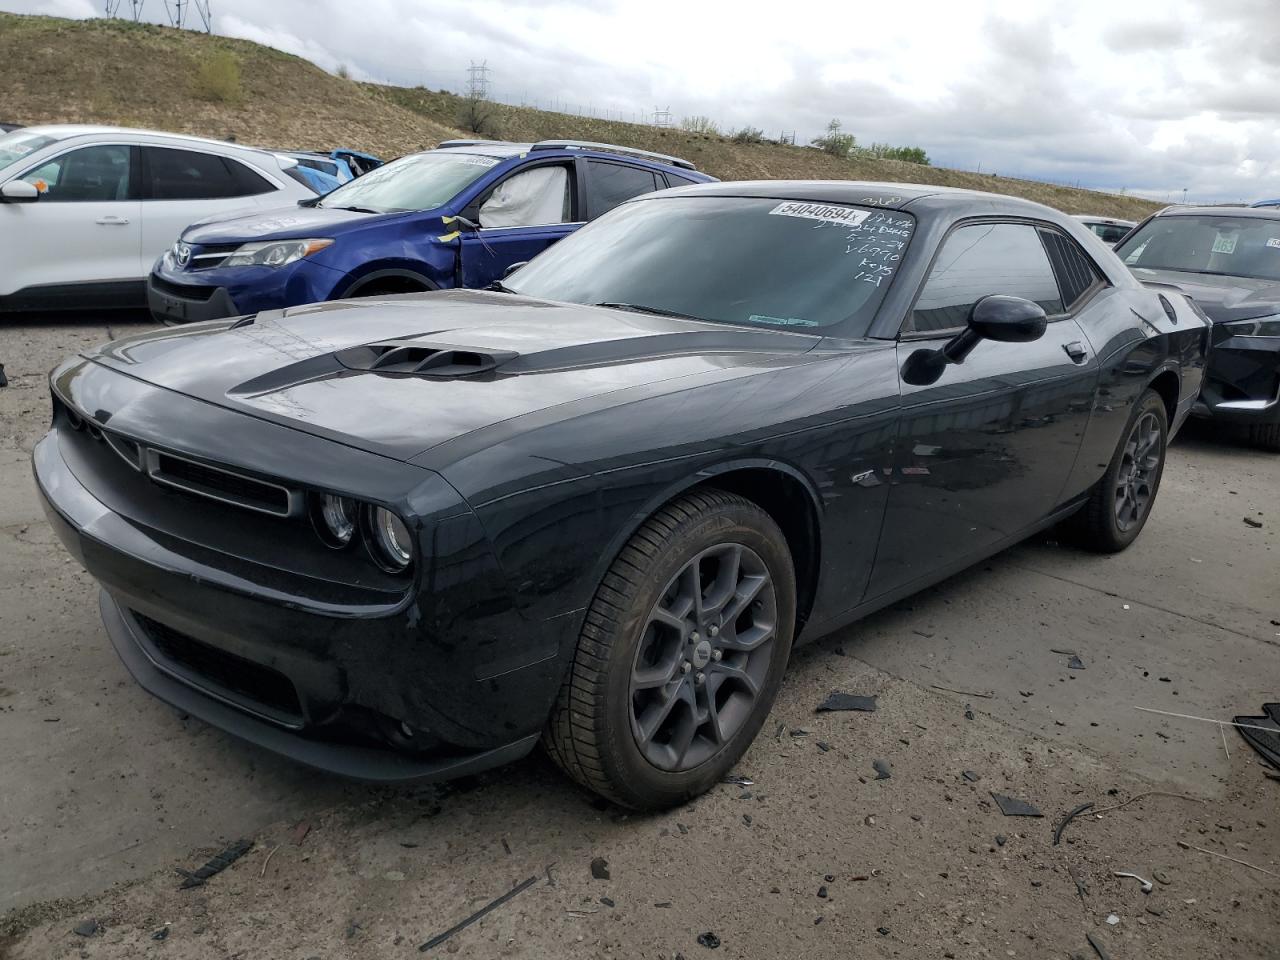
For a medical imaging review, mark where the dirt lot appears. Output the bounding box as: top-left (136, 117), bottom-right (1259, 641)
top-left (1, 317), bottom-right (1277, 960)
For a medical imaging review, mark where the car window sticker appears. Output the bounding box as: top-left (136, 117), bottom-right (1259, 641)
top-left (459, 155), bottom-right (500, 167)
top-left (768, 201), bottom-right (870, 228)
top-left (1211, 232), bottom-right (1238, 255)
top-left (1267, 238), bottom-right (1280, 249)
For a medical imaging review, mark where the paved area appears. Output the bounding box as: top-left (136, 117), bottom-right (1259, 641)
top-left (1, 317), bottom-right (1277, 959)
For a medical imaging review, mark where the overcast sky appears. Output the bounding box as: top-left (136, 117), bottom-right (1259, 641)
top-left (11, 0), bottom-right (1280, 202)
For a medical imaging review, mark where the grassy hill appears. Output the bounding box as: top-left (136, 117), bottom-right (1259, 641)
top-left (0, 12), bottom-right (1160, 221)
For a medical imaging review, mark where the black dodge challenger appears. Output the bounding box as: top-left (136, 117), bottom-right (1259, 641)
top-left (34, 181), bottom-right (1209, 809)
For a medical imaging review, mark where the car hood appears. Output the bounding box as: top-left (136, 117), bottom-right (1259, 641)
top-left (180, 204), bottom-right (415, 244)
top-left (1130, 267), bottom-right (1280, 323)
top-left (82, 290), bottom-right (822, 462)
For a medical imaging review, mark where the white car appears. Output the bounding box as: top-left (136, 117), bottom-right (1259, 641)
top-left (0, 125), bottom-right (317, 313)
top-left (1072, 215), bottom-right (1135, 246)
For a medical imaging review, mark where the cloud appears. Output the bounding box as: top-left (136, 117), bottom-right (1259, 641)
top-left (1, 0), bottom-right (1277, 202)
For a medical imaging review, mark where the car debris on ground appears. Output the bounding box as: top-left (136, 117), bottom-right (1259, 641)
top-left (176, 838), bottom-right (253, 889)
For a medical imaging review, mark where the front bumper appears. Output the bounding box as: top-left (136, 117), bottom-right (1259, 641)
top-left (32, 403), bottom-right (561, 783)
top-left (148, 272), bottom-right (242, 325)
top-left (1194, 328), bottom-right (1280, 425)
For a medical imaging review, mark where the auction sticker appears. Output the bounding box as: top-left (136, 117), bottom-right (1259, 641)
top-left (769, 201), bottom-right (870, 228)
top-left (1211, 233), bottom-right (1238, 255)
top-left (1267, 238), bottom-right (1280, 249)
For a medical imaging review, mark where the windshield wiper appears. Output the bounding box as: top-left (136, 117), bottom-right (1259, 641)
top-left (593, 302), bottom-right (706, 322)
top-left (487, 280), bottom-right (515, 293)
top-left (324, 204), bottom-right (381, 214)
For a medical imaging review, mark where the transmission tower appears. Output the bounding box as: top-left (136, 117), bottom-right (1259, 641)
top-left (466, 60), bottom-right (490, 100)
top-left (192, 0), bottom-right (212, 31)
top-left (105, 0), bottom-right (146, 17)
top-left (652, 106), bottom-right (672, 128)
top-left (164, 0), bottom-right (187, 28)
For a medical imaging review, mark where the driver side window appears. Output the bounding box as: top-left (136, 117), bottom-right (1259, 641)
top-left (20, 144), bottom-right (135, 203)
top-left (478, 165), bottom-right (571, 229)
top-left (907, 222), bottom-right (1063, 334)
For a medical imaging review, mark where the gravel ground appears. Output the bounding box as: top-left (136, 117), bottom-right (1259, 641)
top-left (1, 316), bottom-right (1277, 960)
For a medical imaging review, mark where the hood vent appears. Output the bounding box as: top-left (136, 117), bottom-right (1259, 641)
top-left (336, 340), bottom-right (517, 378)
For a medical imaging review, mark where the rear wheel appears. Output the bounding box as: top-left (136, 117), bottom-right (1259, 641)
top-left (1248, 422), bottom-right (1280, 452)
top-left (543, 489), bottom-right (796, 810)
top-left (1067, 389), bottom-right (1168, 552)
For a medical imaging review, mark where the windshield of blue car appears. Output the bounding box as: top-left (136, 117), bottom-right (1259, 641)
top-left (317, 151), bottom-right (501, 213)
top-left (504, 196), bottom-right (916, 331)
top-left (0, 130), bottom-right (58, 170)
top-left (1116, 214), bottom-right (1280, 282)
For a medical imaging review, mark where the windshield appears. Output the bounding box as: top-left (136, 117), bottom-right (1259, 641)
top-left (1116, 214), bottom-right (1280, 282)
top-left (505, 196), bottom-right (916, 331)
top-left (317, 151), bottom-right (501, 213)
top-left (0, 130), bottom-right (58, 170)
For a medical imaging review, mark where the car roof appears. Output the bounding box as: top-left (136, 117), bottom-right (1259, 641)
top-left (1073, 214), bottom-right (1135, 226)
top-left (432, 139), bottom-right (703, 173)
top-left (651, 179), bottom-right (1069, 217)
top-left (16, 124), bottom-right (278, 156)
top-left (1154, 204), bottom-right (1280, 221)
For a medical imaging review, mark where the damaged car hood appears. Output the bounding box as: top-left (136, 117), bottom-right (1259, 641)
top-left (81, 290), bottom-right (823, 461)
top-left (1130, 267), bottom-right (1280, 324)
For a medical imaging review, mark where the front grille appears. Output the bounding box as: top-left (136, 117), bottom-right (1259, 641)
top-left (148, 450), bottom-right (295, 517)
top-left (188, 243), bottom-right (241, 270)
top-left (151, 274), bottom-right (217, 302)
top-left (132, 611), bottom-right (303, 722)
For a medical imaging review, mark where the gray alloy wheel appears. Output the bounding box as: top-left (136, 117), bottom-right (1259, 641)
top-left (1114, 410), bottom-right (1162, 532)
top-left (628, 542), bottom-right (777, 772)
top-left (542, 488), bottom-right (796, 810)
top-left (1067, 388), bottom-right (1168, 553)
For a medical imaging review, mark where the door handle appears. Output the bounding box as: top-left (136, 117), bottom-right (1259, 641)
top-left (1064, 341), bottom-right (1088, 364)
top-left (95, 216), bottom-right (130, 225)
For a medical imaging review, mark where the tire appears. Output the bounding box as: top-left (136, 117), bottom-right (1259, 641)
top-left (1067, 389), bottom-right (1168, 552)
top-left (1248, 422), bottom-right (1280, 452)
top-left (543, 489), bottom-right (796, 810)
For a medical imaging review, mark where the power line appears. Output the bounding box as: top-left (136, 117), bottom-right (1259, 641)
top-left (652, 106), bottom-right (672, 128)
top-left (163, 0), bottom-right (186, 28)
top-left (105, 0), bottom-right (147, 18)
top-left (192, 0), bottom-right (212, 31)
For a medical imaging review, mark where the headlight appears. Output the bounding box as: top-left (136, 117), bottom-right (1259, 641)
top-left (224, 238), bottom-right (334, 268)
top-left (368, 507), bottom-right (414, 571)
top-left (313, 493), bottom-right (357, 548)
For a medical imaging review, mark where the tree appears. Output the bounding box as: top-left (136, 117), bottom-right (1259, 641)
top-left (811, 119), bottom-right (855, 158)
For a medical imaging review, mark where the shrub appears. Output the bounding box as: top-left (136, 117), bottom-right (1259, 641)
top-left (811, 119), bottom-right (855, 157)
top-left (681, 115), bottom-right (720, 136)
top-left (193, 50), bottom-right (241, 103)
top-left (456, 93), bottom-right (501, 138)
top-left (731, 125), bottom-right (764, 144)
top-left (335, 63), bottom-right (350, 80)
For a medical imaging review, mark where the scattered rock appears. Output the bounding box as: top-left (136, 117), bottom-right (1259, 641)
top-left (590, 857), bottom-right (610, 880)
top-left (817, 885), bottom-right (828, 898)
top-left (1068, 655), bottom-right (1086, 670)
top-left (1146, 906), bottom-right (1164, 916)
top-left (697, 931), bottom-right (721, 949)
top-left (910, 814), bottom-right (923, 822)
top-left (872, 759), bottom-right (892, 780)
top-left (600, 897), bottom-right (615, 908)
top-left (1243, 517), bottom-right (1262, 528)
top-left (1153, 869), bottom-right (1171, 885)
top-left (877, 926), bottom-right (890, 936)
top-left (962, 770), bottom-right (980, 782)
top-left (742, 814), bottom-right (753, 826)
top-left (964, 709), bottom-right (975, 721)
top-left (677, 823), bottom-right (689, 835)
top-left (995, 834), bottom-right (1007, 846)
top-left (151, 928), bottom-right (169, 941)
top-left (72, 920), bottom-right (99, 938)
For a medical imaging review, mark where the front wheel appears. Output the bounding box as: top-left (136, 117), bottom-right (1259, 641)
top-left (543, 489), bottom-right (796, 810)
top-left (1248, 422), bottom-right (1280, 452)
top-left (1067, 388), bottom-right (1168, 552)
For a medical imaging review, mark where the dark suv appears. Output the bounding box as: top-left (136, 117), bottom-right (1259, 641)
top-left (147, 139), bottom-right (715, 324)
top-left (1116, 205), bottom-right (1280, 449)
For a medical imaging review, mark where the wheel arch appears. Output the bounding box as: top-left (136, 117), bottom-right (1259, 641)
top-left (339, 267), bottom-right (441, 298)
top-left (1146, 365), bottom-right (1181, 425)
top-left (591, 459), bottom-right (824, 635)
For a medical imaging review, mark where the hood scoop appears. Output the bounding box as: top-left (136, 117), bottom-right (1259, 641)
top-left (336, 340), bottom-right (518, 378)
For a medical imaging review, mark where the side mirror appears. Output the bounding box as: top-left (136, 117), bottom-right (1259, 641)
top-left (1, 180), bottom-right (39, 203)
top-left (503, 261), bottom-right (528, 279)
top-left (903, 295), bottom-right (1048, 386)
top-left (942, 295), bottom-right (1047, 364)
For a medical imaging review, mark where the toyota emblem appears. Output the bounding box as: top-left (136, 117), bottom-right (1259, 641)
top-left (174, 242), bottom-right (192, 267)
